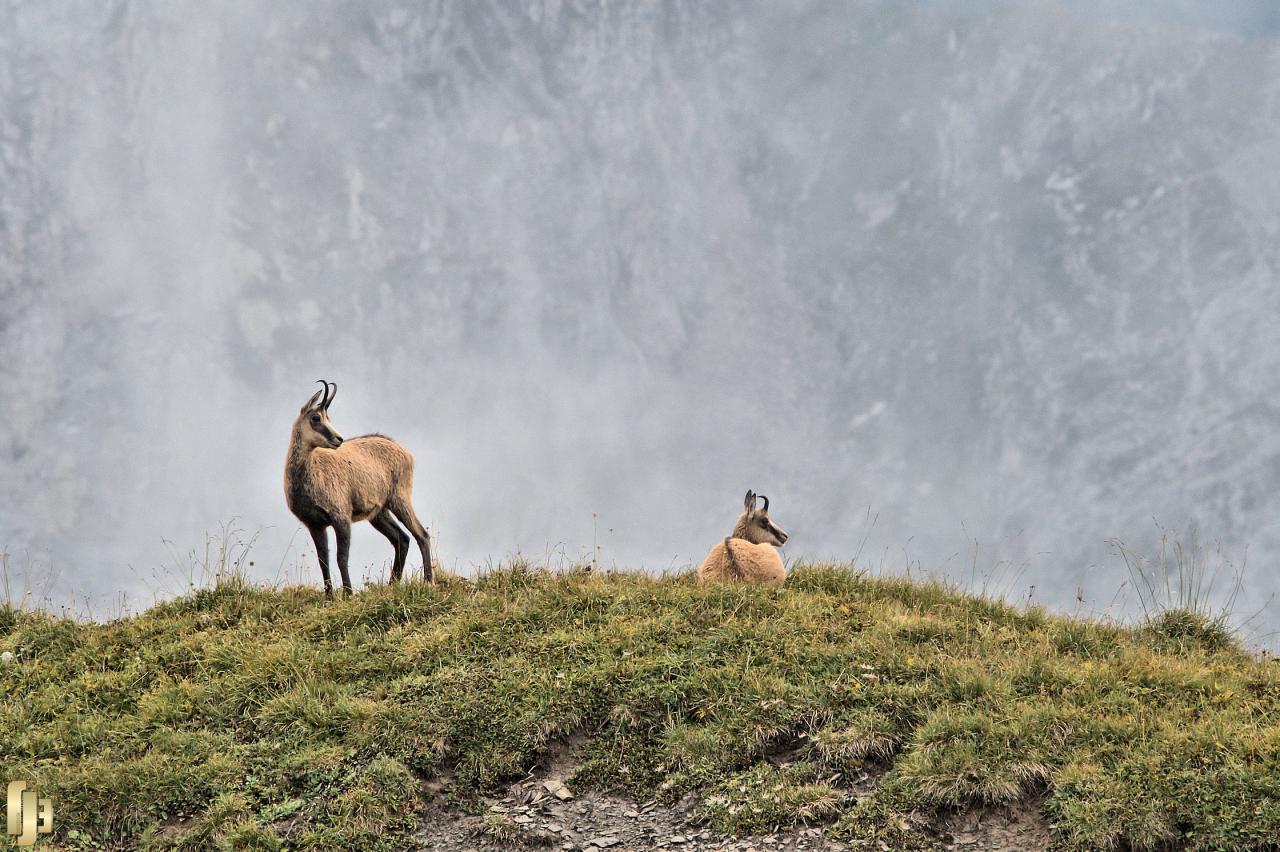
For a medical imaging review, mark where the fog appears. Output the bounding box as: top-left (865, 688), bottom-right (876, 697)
top-left (4, 1), bottom-right (1280, 641)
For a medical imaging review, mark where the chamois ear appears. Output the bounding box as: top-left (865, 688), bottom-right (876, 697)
top-left (744, 490), bottom-right (757, 514)
top-left (301, 388), bottom-right (325, 413)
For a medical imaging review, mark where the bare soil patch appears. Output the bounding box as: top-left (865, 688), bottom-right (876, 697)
top-left (938, 797), bottom-right (1053, 851)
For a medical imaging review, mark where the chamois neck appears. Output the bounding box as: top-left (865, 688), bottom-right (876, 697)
top-left (286, 427), bottom-right (317, 470)
top-left (731, 515), bottom-right (752, 540)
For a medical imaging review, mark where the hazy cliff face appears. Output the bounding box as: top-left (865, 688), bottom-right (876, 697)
top-left (3, 2), bottom-right (1279, 632)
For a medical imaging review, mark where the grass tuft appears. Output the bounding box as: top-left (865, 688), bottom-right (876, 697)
top-left (1142, 607), bottom-right (1236, 654)
top-left (700, 762), bottom-right (845, 834)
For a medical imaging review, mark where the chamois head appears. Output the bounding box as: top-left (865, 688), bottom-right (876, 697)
top-left (294, 380), bottom-right (345, 450)
top-left (732, 490), bottom-right (789, 546)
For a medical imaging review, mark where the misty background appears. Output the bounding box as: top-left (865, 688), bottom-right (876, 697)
top-left (4, 0), bottom-right (1280, 639)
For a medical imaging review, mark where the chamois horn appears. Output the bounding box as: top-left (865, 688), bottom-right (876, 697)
top-left (313, 379), bottom-right (337, 409)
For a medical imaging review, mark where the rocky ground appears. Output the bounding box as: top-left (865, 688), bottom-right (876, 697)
top-left (407, 738), bottom-right (1052, 851)
top-left (413, 785), bottom-right (847, 851)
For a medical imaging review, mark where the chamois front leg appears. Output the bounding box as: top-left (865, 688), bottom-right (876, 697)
top-left (333, 519), bottom-right (354, 598)
top-left (309, 524), bottom-right (335, 600)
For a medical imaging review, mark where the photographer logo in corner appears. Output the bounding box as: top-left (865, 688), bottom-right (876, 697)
top-left (6, 781), bottom-right (52, 847)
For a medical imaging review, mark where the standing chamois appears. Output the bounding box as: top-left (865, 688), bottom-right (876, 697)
top-left (697, 490), bottom-right (790, 587)
top-left (284, 380), bottom-right (435, 598)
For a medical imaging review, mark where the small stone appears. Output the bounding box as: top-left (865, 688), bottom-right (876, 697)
top-left (589, 837), bottom-right (621, 848)
top-left (547, 823), bottom-right (564, 833)
top-left (0, 651), bottom-right (13, 665)
top-left (670, 837), bottom-right (687, 845)
top-left (624, 810), bottom-right (639, 818)
top-left (544, 779), bottom-right (575, 801)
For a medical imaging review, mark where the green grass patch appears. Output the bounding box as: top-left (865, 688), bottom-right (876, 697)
top-left (1, 563), bottom-right (1277, 849)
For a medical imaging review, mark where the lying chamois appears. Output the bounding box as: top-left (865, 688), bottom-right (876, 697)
top-left (697, 490), bottom-right (789, 587)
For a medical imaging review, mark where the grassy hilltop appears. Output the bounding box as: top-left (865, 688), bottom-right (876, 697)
top-left (2, 564), bottom-right (1279, 850)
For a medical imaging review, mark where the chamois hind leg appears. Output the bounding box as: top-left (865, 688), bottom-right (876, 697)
top-left (308, 524), bottom-right (335, 600)
top-left (370, 510), bottom-right (410, 583)
top-left (388, 493), bottom-right (434, 584)
top-left (333, 519), bottom-right (354, 597)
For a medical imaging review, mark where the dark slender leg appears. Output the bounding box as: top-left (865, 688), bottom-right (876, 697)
top-left (371, 511), bottom-right (409, 582)
top-left (334, 520), bottom-right (354, 597)
top-left (309, 524), bottom-right (334, 600)
top-left (389, 499), bottom-right (434, 584)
